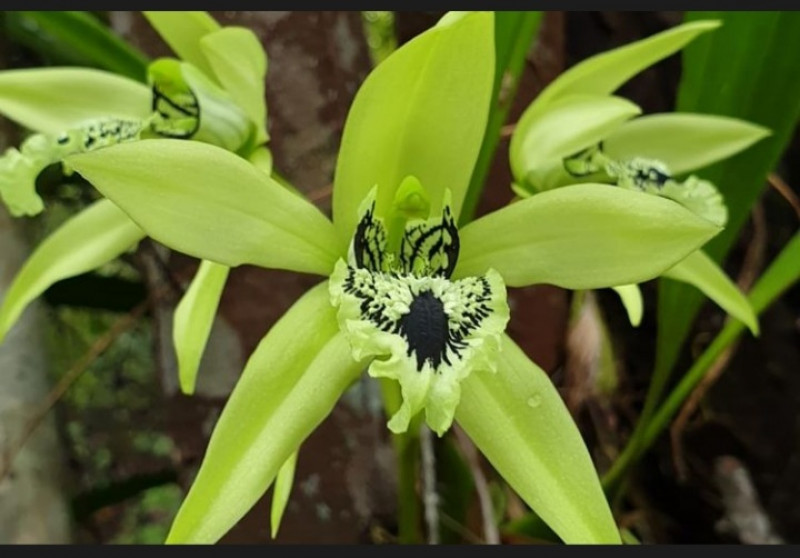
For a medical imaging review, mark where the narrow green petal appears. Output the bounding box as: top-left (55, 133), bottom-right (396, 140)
top-left (456, 334), bottom-right (620, 544)
top-left (0, 68), bottom-right (151, 134)
top-left (67, 140), bottom-right (341, 276)
top-left (611, 284), bottom-right (643, 327)
top-left (533, 20), bottom-right (720, 110)
top-left (166, 283), bottom-right (365, 544)
top-left (270, 451), bottom-right (298, 539)
top-left (662, 249), bottom-right (759, 335)
top-left (173, 260), bottom-right (230, 395)
top-left (455, 184), bottom-right (720, 289)
top-left (510, 94), bottom-right (641, 191)
top-left (603, 113), bottom-right (771, 176)
top-left (0, 199), bottom-right (145, 342)
top-left (200, 27), bottom-right (269, 145)
top-left (142, 11), bottom-right (220, 80)
top-left (333, 11), bottom-right (494, 245)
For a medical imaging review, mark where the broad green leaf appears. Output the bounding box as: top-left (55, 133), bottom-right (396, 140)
top-left (510, 94), bottom-right (641, 191)
top-left (166, 283), bottom-right (365, 543)
top-left (332, 11), bottom-right (494, 247)
top-left (0, 68), bottom-right (151, 134)
top-left (611, 284), bottom-right (643, 327)
top-left (173, 260), bottom-right (230, 395)
top-left (662, 249), bottom-right (758, 335)
top-left (270, 451), bottom-right (298, 539)
top-left (456, 335), bottom-right (620, 544)
top-left (454, 184), bottom-right (720, 289)
top-left (142, 11), bottom-right (220, 80)
top-left (532, 20), bottom-right (720, 113)
top-left (0, 199), bottom-right (144, 342)
top-left (656, 11), bottom-right (800, 379)
top-left (67, 140), bottom-right (341, 276)
top-left (460, 11), bottom-right (542, 224)
top-left (200, 27), bottom-right (268, 145)
top-left (603, 113), bottom-right (770, 176)
top-left (8, 11), bottom-right (149, 82)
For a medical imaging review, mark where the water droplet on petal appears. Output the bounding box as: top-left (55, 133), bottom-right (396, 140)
top-left (526, 394), bottom-right (542, 409)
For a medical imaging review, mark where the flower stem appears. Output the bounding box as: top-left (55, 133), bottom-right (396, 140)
top-left (379, 377), bottom-right (422, 543)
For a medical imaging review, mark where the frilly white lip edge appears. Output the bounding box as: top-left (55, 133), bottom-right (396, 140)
top-left (329, 187), bottom-right (510, 435)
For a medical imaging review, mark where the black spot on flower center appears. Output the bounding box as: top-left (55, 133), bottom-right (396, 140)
top-left (399, 290), bottom-right (450, 371)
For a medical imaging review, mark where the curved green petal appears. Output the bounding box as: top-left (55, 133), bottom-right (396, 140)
top-left (611, 284), bottom-right (643, 327)
top-left (662, 249), bottom-right (758, 335)
top-left (603, 113), bottom-right (771, 176)
top-left (0, 68), bottom-right (151, 134)
top-left (454, 184), bottom-right (720, 289)
top-left (533, 20), bottom-right (720, 112)
top-left (142, 11), bottom-right (220, 80)
top-left (66, 140), bottom-right (341, 276)
top-left (247, 146), bottom-right (274, 176)
top-left (0, 199), bottom-right (145, 342)
top-left (332, 11), bottom-right (494, 246)
top-left (456, 334), bottom-right (620, 544)
top-left (200, 27), bottom-right (269, 145)
top-left (166, 282), bottom-right (366, 543)
top-left (270, 451), bottom-right (298, 539)
top-left (510, 94), bottom-right (641, 191)
top-left (173, 259), bottom-right (230, 395)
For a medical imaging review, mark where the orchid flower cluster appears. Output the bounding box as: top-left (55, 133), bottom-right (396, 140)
top-left (508, 20), bottom-right (768, 331)
top-left (0, 11), bottom-right (768, 545)
top-left (0, 12), bottom-right (271, 396)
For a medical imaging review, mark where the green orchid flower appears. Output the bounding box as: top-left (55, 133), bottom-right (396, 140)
top-left (0, 12), bottom-right (271, 397)
top-left (65, 12), bottom-right (722, 544)
top-left (508, 20), bottom-right (769, 332)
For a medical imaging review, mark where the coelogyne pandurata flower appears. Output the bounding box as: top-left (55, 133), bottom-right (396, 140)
top-left (505, 20), bottom-right (768, 332)
top-left (65, 12), bottom-right (721, 545)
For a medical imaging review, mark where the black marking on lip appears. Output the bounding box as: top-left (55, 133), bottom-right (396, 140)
top-left (351, 200), bottom-right (460, 278)
top-left (631, 165), bottom-right (670, 188)
top-left (150, 83), bottom-right (200, 139)
top-left (399, 291), bottom-right (450, 371)
top-left (341, 270), bottom-right (494, 373)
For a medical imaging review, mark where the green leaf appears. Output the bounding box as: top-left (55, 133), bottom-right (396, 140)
top-left (611, 284), bottom-right (643, 327)
top-left (456, 334), bottom-right (620, 544)
top-left (142, 11), bottom-right (220, 80)
top-left (66, 140), bottom-right (341, 276)
top-left (510, 94), bottom-right (641, 191)
top-left (270, 451), bottom-right (298, 539)
top-left (173, 260), bottom-right (230, 395)
top-left (0, 199), bottom-right (145, 342)
top-left (166, 282), bottom-right (365, 543)
top-left (332, 11), bottom-right (495, 247)
top-left (8, 11), bottom-right (149, 82)
top-left (656, 11), bottom-right (800, 380)
top-left (0, 68), bottom-right (151, 134)
top-left (459, 11), bottom-right (542, 224)
top-left (603, 113), bottom-right (771, 176)
top-left (604, 230), bottom-right (800, 489)
top-left (532, 20), bottom-right (720, 112)
top-left (662, 249), bottom-right (758, 335)
top-left (454, 184), bottom-right (720, 289)
top-left (200, 27), bottom-right (268, 145)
